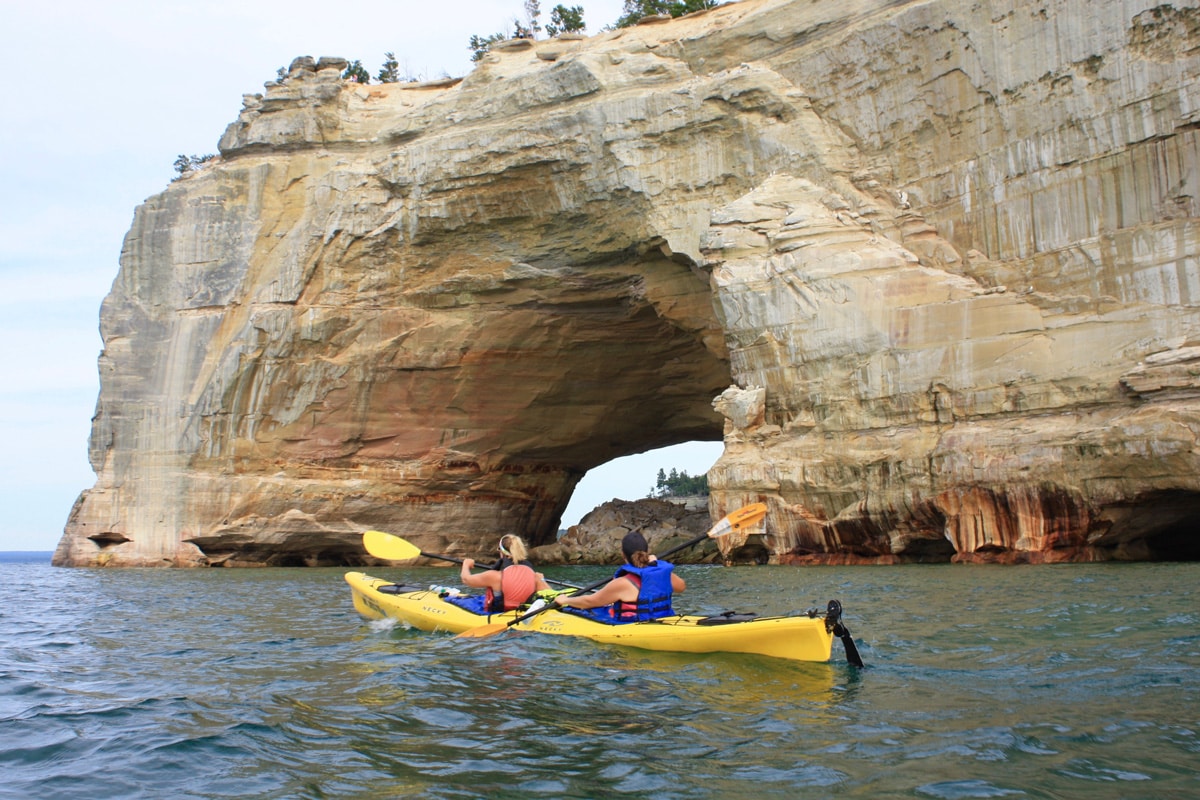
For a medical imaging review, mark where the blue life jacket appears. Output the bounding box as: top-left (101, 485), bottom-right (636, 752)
top-left (611, 561), bottom-right (676, 622)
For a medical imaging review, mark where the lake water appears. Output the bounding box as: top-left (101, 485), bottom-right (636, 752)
top-left (2, 556), bottom-right (1197, 799)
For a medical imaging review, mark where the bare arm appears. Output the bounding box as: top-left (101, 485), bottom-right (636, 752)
top-left (459, 558), bottom-right (501, 591)
top-left (554, 576), bottom-right (636, 610)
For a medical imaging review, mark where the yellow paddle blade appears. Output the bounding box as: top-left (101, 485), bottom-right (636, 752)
top-left (362, 530), bottom-right (421, 561)
top-left (455, 623), bottom-right (510, 639)
top-left (709, 502), bottom-right (767, 538)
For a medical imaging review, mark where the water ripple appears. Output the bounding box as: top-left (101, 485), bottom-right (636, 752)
top-left (1, 562), bottom-right (1199, 798)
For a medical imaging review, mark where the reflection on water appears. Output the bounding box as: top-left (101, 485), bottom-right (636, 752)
top-left (0, 562), bottom-right (1197, 798)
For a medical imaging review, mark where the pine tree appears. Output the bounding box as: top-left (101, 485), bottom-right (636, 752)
top-left (546, 4), bottom-right (585, 36)
top-left (172, 154), bottom-right (215, 180)
top-left (523, 0), bottom-right (542, 37)
top-left (616, 0), bottom-right (716, 27)
top-left (649, 466), bottom-right (709, 497)
top-left (469, 32), bottom-right (507, 61)
top-left (376, 52), bottom-right (400, 83)
top-left (343, 60), bottom-right (370, 83)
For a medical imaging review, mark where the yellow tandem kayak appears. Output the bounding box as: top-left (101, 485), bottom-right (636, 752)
top-left (344, 571), bottom-right (848, 664)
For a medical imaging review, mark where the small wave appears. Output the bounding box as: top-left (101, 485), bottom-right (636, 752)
top-left (369, 617), bottom-right (402, 633)
top-left (916, 779), bottom-right (1024, 798)
top-left (0, 563), bottom-right (1197, 798)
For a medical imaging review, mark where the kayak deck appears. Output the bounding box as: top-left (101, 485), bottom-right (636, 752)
top-left (345, 571), bottom-right (837, 663)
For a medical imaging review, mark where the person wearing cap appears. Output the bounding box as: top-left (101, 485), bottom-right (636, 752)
top-left (460, 534), bottom-right (550, 612)
top-left (552, 530), bottom-right (686, 622)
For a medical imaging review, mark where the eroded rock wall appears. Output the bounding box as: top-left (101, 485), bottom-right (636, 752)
top-left (702, 0), bottom-right (1200, 562)
top-left (56, 0), bottom-right (1200, 566)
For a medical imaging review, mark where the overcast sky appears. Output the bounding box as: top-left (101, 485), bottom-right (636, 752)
top-left (0, 1), bottom-right (724, 551)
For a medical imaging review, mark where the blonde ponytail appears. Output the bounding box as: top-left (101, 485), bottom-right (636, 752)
top-left (500, 535), bottom-right (529, 562)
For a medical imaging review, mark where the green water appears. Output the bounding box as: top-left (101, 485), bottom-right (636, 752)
top-left (2, 561), bottom-right (1197, 798)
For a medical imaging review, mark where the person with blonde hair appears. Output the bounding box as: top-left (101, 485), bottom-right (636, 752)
top-left (460, 534), bottom-right (550, 612)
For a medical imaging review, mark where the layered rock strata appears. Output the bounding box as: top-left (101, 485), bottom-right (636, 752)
top-left (56, 0), bottom-right (1200, 566)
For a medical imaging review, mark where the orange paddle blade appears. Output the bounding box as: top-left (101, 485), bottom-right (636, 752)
top-left (711, 502), bottom-right (767, 537)
top-left (455, 623), bottom-right (510, 639)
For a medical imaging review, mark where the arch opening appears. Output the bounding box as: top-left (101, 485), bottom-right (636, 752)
top-left (559, 440), bottom-right (724, 533)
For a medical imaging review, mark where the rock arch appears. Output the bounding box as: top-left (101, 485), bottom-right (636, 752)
top-left (57, 0), bottom-right (1200, 566)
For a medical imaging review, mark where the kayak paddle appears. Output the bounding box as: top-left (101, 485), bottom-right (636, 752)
top-left (361, 530), bottom-right (582, 590)
top-left (455, 502), bottom-right (769, 639)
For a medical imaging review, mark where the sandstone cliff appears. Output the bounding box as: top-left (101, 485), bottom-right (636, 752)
top-left (56, 0), bottom-right (1200, 566)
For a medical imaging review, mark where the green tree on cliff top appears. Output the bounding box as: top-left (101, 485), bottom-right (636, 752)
top-left (546, 4), bottom-right (586, 36)
top-left (523, 0), bottom-right (542, 37)
top-left (343, 60), bottom-right (370, 83)
top-left (615, 0), bottom-right (717, 27)
top-left (469, 1), bottom-right (588, 61)
top-left (173, 153), bottom-right (215, 180)
top-left (469, 32), bottom-right (508, 61)
top-left (650, 467), bottom-right (709, 497)
top-left (376, 52), bottom-right (401, 83)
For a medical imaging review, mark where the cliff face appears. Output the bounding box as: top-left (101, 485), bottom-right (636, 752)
top-left (56, 0), bottom-right (1200, 566)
